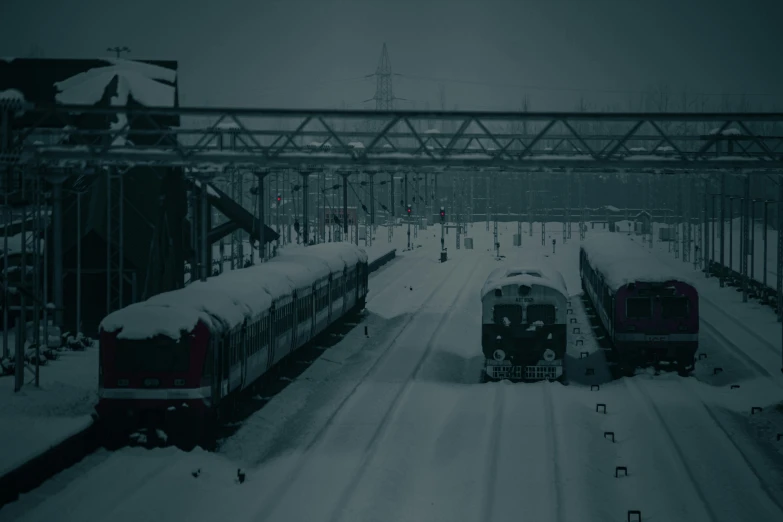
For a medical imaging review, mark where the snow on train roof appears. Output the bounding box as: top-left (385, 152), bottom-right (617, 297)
top-left (279, 242), bottom-right (368, 271)
top-left (481, 272), bottom-right (567, 300)
top-left (267, 254), bottom-right (330, 280)
top-left (100, 244), bottom-right (366, 340)
top-left (581, 233), bottom-right (695, 291)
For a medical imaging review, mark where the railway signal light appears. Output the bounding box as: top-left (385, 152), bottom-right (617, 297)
top-left (440, 207), bottom-right (445, 222)
top-left (276, 194), bottom-right (281, 204)
top-left (406, 204), bottom-right (412, 215)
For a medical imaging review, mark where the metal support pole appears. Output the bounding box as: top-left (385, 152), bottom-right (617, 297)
top-left (729, 197), bottom-right (734, 273)
top-left (118, 174), bottom-right (124, 306)
top-left (302, 172), bottom-right (309, 245)
top-left (257, 171), bottom-right (266, 259)
top-left (703, 187), bottom-right (709, 276)
top-left (485, 175), bottom-right (490, 232)
top-left (200, 182), bottom-right (208, 282)
top-left (2, 184), bottom-right (8, 360)
top-left (711, 194), bottom-right (716, 277)
top-left (719, 172), bottom-right (725, 287)
top-left (763, 201), bottom-right (769, 298)
top-left (742, 173), bottom-right (750, 302)
top-left (76, 190), bottom-right (82, 335)
top-left (404, 172), bottom-right (408, 217)
top-left (16, 195), bottom-right (26, 392)
top-left (750, 198), bottom-right (756, 284)
top-left (777, 174), bottom-right (783, 325)
top-left (529, 172), bottom-right (534, 237)
top-left (342, 174), bottom-right (348, 236)
top-left (106, 169), bottom-right (112, 312)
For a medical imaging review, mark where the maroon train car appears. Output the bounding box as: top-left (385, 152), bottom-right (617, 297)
top-left (97, 243), bottom-right (369, 447)
top-left (580, 234), bottom-right (699, 375)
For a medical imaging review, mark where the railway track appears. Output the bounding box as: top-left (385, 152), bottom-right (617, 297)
top-left (252, 253), bottom-right (481, 520)
top-left (623, 375), bottom-right (783, 521)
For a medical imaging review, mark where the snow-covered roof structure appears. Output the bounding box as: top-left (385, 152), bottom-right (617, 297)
top-left (53, 58), bottom-right (177, 107)
top-left (100, 243), bottom-right (368, 340)
top-left (0, 89), bottom-right (25, 101)
top-left (580, 234), bottom-right (694, 292)
top-left (481, 265), bottom-right (567, 300)
top-left (481, 273), bottom-right (567, 301)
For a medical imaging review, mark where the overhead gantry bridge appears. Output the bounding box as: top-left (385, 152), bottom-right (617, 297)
top-left (2, 104), bottom-right (783, 170)
top-left (1, 103), bottom-right (783, 369)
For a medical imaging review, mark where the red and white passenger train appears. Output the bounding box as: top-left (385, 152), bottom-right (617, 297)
top-left (97, 243), bottom-right (369, 444)
top-left (580, 234), bottom-right (699, 375)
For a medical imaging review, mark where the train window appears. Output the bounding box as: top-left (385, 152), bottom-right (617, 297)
top-left (527, 304), bottom-right (556, 325)
top-left (493, 304), bottom-right (523, 325)
top-left (115, 335), bottom-right (190, 374)
top-left (662, 297), bottom-right (689, 318)
top-left (626, 297), bottom-right (652, 319)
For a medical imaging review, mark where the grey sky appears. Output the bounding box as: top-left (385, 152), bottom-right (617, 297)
top-left (1, 0), bottom-right (781, 110)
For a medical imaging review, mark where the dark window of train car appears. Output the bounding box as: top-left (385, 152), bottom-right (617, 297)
top-left (114, 335), bottom-right (191, 374)
top-left (527, 304), bottom-right (556, 325)
top-left (626, 297), bottom-right (652, 318)
top-left (493, 304), bottom-right (523, 325)
top-left (661, 296), bottom-right (689, 318)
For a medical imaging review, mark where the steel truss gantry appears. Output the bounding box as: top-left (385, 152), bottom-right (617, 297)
top-left (3, 104), bottom-right (783, 170)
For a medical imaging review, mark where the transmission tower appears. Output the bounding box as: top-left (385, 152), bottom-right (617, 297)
top-left (366, 43), bottom-right (397, 111)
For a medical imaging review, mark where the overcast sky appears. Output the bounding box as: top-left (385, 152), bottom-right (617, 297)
top-left (1, 0), bottom-right (782, 111)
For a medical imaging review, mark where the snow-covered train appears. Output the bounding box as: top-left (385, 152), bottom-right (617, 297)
top-left (97, 243), bottom-right (369, 445)
top-left (579, 234), bottom-right (699, 375)
top-left (481, 266), bottom-right (569, 382)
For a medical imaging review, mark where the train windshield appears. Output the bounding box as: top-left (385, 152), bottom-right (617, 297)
top-left (661, 296), bottom-right (689, 319)
top-left (114, 335), bottom-right (191, 374)
top-left (626, 297), bottom-right (652, 318)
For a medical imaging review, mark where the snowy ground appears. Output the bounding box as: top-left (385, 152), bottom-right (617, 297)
top-left (0, 243), bottom-right (396, 486)
top-left (0, 344), bottom-right (97, 478)
top-left (3, 223), bottom-right (783, 521)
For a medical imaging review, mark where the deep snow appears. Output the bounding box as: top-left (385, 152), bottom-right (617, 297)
top-left (2, 222), bottom-right (782, 522)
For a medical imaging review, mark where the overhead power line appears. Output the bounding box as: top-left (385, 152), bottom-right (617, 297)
top-left (394, 72), bottom-right (782, 99)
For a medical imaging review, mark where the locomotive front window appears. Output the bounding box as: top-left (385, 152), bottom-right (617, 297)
top-left (527, 304), bottom-right (556, 325)
top-left (493, 304), bottom-right (523, 325)
top-left (662, 296), bottom-right (689, 318)
top-left (626, 297), bottom-right (652, 319)
top-left (114, 335), bottom-right (191, 374)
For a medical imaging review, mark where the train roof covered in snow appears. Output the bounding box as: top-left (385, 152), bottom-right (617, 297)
top-left (580, 233), bottom-right (695, 292)
top-left (100, 243), bottom-right (368, 340)
top-left (481, 266), bottom-right (568, 300)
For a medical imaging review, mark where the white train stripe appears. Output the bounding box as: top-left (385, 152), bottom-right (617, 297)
top-left (99, 386), bottom-right (212, 400)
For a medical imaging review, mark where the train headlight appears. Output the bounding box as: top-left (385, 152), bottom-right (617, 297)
top-left (543, 349), bottom-right (556, 362)
top-left (492, 349), bottom-right (506, 362)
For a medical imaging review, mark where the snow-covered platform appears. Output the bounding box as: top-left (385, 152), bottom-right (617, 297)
top-left (0, 341), bottom-right (98, 502)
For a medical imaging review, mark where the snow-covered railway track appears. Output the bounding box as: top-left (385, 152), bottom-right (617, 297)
top-left (250, 253), bottom-right (483, 522)
top-left (623, 376), bottom-right (783, 521)
top-left (699, 292), bottom-right (779, 360)
top-left (700, 319), bottom-right (783, 388)
top-left (365, 253), bottom-right (429, 305)
top-left (541, 384), bottom-right (565, 522)
top-left (320, 254), bottom-right (484, 522)
top-left (479, 384), bottom-right (506, 522)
